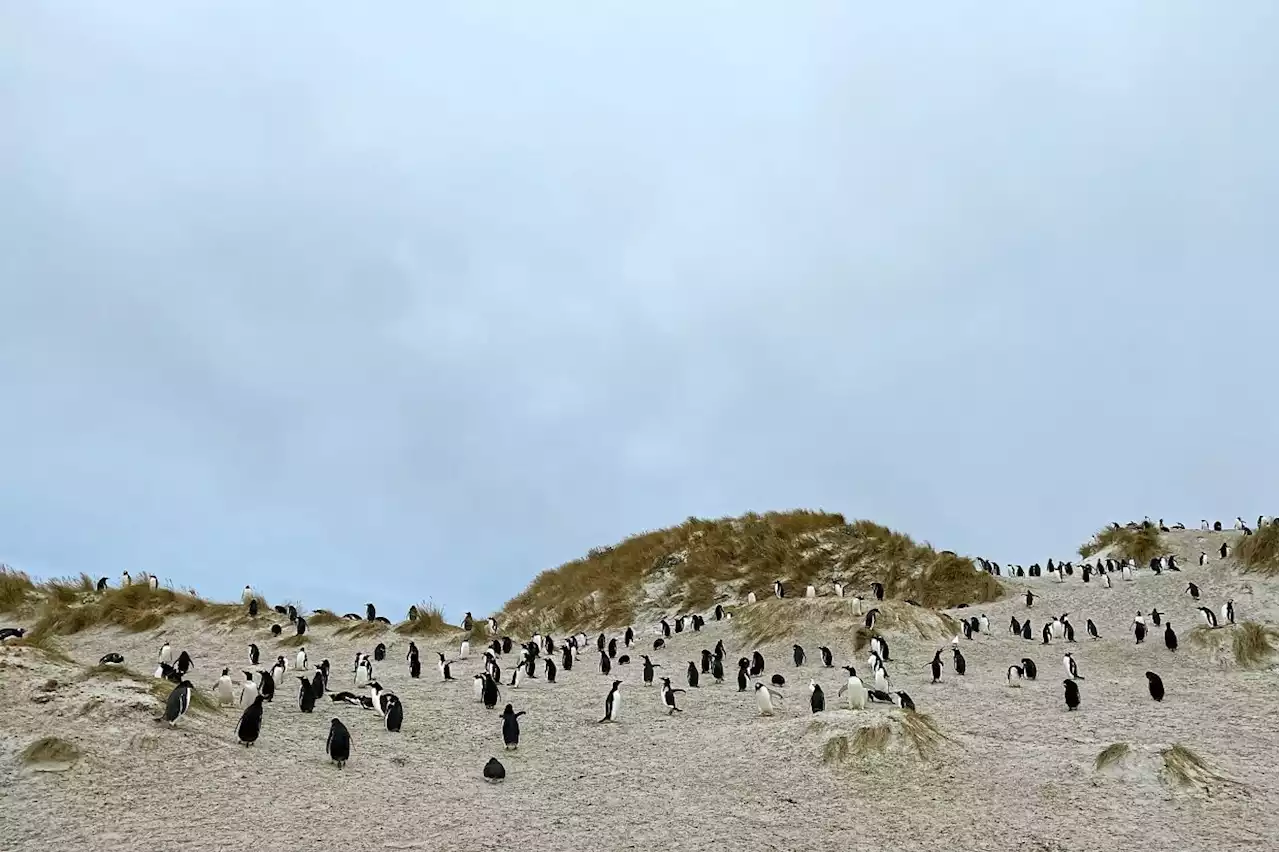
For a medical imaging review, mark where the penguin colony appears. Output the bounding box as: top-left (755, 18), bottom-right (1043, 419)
top-left (0, 517), bottom-right (1269, 782)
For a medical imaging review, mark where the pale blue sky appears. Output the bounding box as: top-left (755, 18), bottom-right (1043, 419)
top-left (1, 3), bottom-right (1276, 621)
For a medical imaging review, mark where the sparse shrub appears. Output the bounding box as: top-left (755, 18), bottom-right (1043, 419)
top-left (0, 566), bottom-right (36, 612)
top-left (1078, 525), bottom-right (1161, 564)
top-left (394, 600), bottom-right (453, 636)
top-left (1236, 523), bottom-right (1278, 575)
top-left (1160, 744), bottom-right (1227, 787)
top-left (1095, 742), bottom-right (1131, 770)
top-left (1232, 621), bottom-right (1278, 668)
top-left (308, 610), bottom-right (341, 627)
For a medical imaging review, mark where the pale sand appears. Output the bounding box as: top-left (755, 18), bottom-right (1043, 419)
top-left (0, 529), bottom-right (1275, 852)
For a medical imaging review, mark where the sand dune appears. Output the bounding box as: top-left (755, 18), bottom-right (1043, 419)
top-left (1, 529), bottom-right (1275, 852)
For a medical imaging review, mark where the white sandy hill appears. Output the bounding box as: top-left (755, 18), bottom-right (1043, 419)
top-left (0, 527), bottom-right (1276, 852)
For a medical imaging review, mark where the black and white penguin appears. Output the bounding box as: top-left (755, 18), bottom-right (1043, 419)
top-left (837, 666), bottom-right (866, 710)
top-left (1021, 620), bottom-right (1032, 641)
top-left (808, 680), bottom-right (825, 714)
top-left (599, 680), bottom-right (623, 723)
top-left (893, 691), bottom-right (916, 711)
top-left (1041, 623), bottom-right (1052, 646)
top-left (1134, 613), bottom-right (1147, 645)
top-left (481, 673), bottom-right (501, 709)
top-left (162, 680), bottom-right (193, 727)
top-left (771, 674), bottom-right (786, 687)
top-left (1009, 616), bottom-right (1021, 635)
top-left (659, 618), bottom-right (671, 639)
top-left (754, 681), bottom-right (784, 716)
top-left (271, 656), bottom-right (286, 685)
top-left (326, 718), bottom-right (351, 769)
top-left (436, 652), bottom-right (454, 681)
top-left (96, 576), bottom-right (109, 592)
top-left (714, 639), bottom-right (727, 660)
top-left (864, 608), bottom-right (880, 630)
top-left (371, 643), bottom-right (386, 663)
top-left (927, 650), bottom-right (943, 684)
top-left (1221, 599), bottom-right (1235, 625)
top-left (298, 676), bottom-right (316, 713)
top-left (714, 604), bottom-right (726, 621)
top-left (1062, 617), bottom-right (1075, 643)
top-left (240, 671), bottom-right (259, 705)
top-left (711, 655), bottom-right (725, 683)
top-left (674, 615), bottom-right (686, 633)
top-left (1145, 671), bottom-right (1164, 702)
top-left (624, 626), bottom-right (634, 647)
top-left (1163, 622), bottom-right (1178, 651)
top-left (1219, 542), bottom-right (1230, 559)
top-left (1024, 590), bottom-right (1037, 607)
top-left (1062, 652), bottom-right (1080, 680)
top-left (154, 662), bottom-right (182, 683)
top-left (642, 655), bottom-right (660, 686)
top-left (235, 694), bottom-right (264, 746)
top-left (871, 581), bottom-right (885, 601)
top-left (951, 647), bottom-right (966, 675)
top-left (652, 638), bottom-right (665, 650)
top-left (148, 574), bottom-right (159, 591)
top-left (461, 611), bottom-right (473, 631)
top-left (773, 579), bottom-right (785, 599)
top-left (1006, 665), bottom-right (1023, 687)
top-left (544, 658), bottom-right (557, 683)
top-left (737, 659), bottom-right (750, 692)
top-left (1063, 679), bottom-right (1080, 711)
top-left (1185, 582), bottom-right (1200, 601)
top-left (295, 615), bottom-right (307, 636)
top-left (258, 668), bottom-right (276, 702)
top-left (99, 652), bottom-right (124, 665)
top-left (1149, 609), bottom-right (1162, 627)
top-left (1021, 658), bottom-right (1037, 680)
top-left (1197, 607), bottom-right (1218, 629)
top-left (1198, 551), bottom-right (1209, 566)
top-left (561, 645), bottom-right (573, 672)
top-left (500, 704), bottom-right (525, 749)
top-left (248, 599), bottom-right (259, 617)
top-left (699, 649), bottom-right (713, 674)
top-left (750, 651), bottom-right (765, 677)
top-left (270, 624), bottom-right (282, 636)
top-left (483, 757), bottom-right (505, 782)
top-left (599, 651), bottom-right (612, 676)
top-left (1086, 619), bottom-right (1099, 640)
top-left (660, 677), bottom-right (685, 715)
top-left (792, 645), bottom-right (805, 667)
top-left (487, 616), bottom-right (499, 636)
top-left (248, 643), bottom-right (260, 666)
top-left (818, 646), bottom-right (833, 668)
top-left (311, 670), bottom-right (326, 699)
top-left (294, 647), bottom-right (307, 672)
top-left (384, 696), bottom-right (403, 732)
top-left (365, 603), bottom-right (376, 622)
top-left (158, 641), bottom-right (173, 666)
top-left (870, 635), bottom-right (890, 662)
top-left (978, 613), bottom-right (990, 635)
top-left (686, 662), bottom-right (700, 688)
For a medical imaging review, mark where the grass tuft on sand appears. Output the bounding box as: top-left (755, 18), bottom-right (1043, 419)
top-left (20, 736), bottom-right (81, 766)
top-left (80, 663), bottom-right (148, 682)
top-left (0, 566), bottom-right (37, 612)
top-left (898, 712), bottom-right (946, 758)
top-left (1095, 742), bottom-right (1131, 770)
top-left (1159, 744), bottom-right (1228, 787)
top-left (850, 723), bottom-right (892, 756)
top-left (394, 600), bottom-right (455, 636)
top-left (149, 680), bottom-right (219, 713)
top-left (308, 610), bottom-right (341, 627)
top-left (276, 634), bottom-right (308, 647)
top-left (1077, 525), bottom-right (1161, 564)
top-left (334, 619), bottom-right (391, 638)
top-left (1236, 523), bottom-right (1278, 575)
top-left (1232, 621), bottom-right (1278, 668)
top-left (27, 584), bottom-right (213, 638)
top-left (10, 632), bottom-right (77, 665)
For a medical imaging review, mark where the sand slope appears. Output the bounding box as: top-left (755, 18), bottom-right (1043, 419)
top-left (0, 530), bottom-right (1275, 852)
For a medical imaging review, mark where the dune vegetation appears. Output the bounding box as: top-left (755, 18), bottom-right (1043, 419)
top-left (1236, 523), bottom-right (1278, 575)
top-left (1077, 524), bottom-right (1162, 564)
top-left (19, 736), bottom-right (81, 767)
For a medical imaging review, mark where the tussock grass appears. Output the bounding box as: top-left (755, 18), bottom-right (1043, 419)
top-left (821, 734), bottom-right (851, 765)
top-left (899, 711), bottom-right (946, 758)
top-left (149, 680), bottom-right (219, 713)
top-left (276, 634), bottom-right (307, 647)
top-left (394, 600), bottom-right (454, 636)
top-left (334, 619), bottom-right (390, 638)
top-left (1232, 621), bottom-right (1278, 668)
top-left (733, 599), bottom-right (956, 646)
top-left (20, 736), bottom-right (80, 766)
top-left (1237, 523), bottom-right (1278, 575)
top-left (1095, 742), bottom-right (1131, 770)
top-left (850, 723), bottom-right (892, 756)
top-left (28, 584), bottom-right (212, 638)
top-left (308, 610), bottom-right (341, 627)
top-left (1078, 525), bottom-right (1161, 564)
top-left (80, 663), bottom-right (147, 682)
top-left (42, 574), bottom-right (96, 606)
top-left (10, 632), bottom-right (76, 665)
top-left (1160, 744), bottom-right (1228, 787)
top-left (0, 566), bottom-right (36, 612)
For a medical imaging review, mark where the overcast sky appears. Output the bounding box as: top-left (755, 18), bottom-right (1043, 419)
top-left (1, 3), bottom-right (1275, 621)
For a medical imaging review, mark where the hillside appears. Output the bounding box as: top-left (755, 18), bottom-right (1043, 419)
top-left (496, 511), bottom-right (1003, 635)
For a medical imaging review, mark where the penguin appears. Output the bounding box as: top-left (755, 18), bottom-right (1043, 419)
top-left (659, 619), bottom-right (671, 639)
top-left (1024, 590), bottom-right (1036, 607)
top-left (148, 575), bottom-right (159, 591)
top-left (1198, 551), bottom-right (1209, 566)
top-left (472, 674), bottom-right (485, 702)
top-left (295, 616), bottom-right (307, 636)
top-left (384, 696), bottom-right (403, 732)
top-left (1149, 609), bottom-right (1162, 627)
top-left (1006, 665), bottom-right (1023, 687)
top-left (750, 651), bottom-right (765, 677)
top-left (327, 718), bottom-right (351, 768)
top-left (258, 668), bottom-right (276, 702)
top-left (714, 604), bottom-right (726, 621)
top-left (487, 617), bottom-right (498, 635)
top-left (271, 656), bottom-right (286, 684)
top-left (1201, 519), bottom-right (1210, 531)
top-left (833, 582), bottom-right (844, 598)
top-left (461, 611), bottom-right (473, 631)
top-left (373, 643), bottom-right (387, 663)
top-left (714, 639), bottom-right (727, 660)
top-left (146, 661), bottom-right (176, 682)
top-left (837, 667), bottom-right (867, 710)
top-left (500, 704), bottom-right (525, 749)
top-left (951, 647), bottom-right (966, 675)
top-left (158, 641), bottom-right (173, 665)
top-left (711, 655), bottom-right (725, 683)
top-left (1021, 621), bottom-right (1032, 641)
top-left (1062, 652), bottom-right (1080, 680)
top-left (1219, 542), bottom-right (1230, 559)
top-left (561, 645), bottom-right (573, 672)
top-left (737, 659), bottom-right (750, 692)
top-left (270, 624), bottom-right (282, 636)
top-left (365, 603), bottom-right (376, 622)
top-left (1198, 607), bottom-right (1219, 628)
top-left (600, 652), bottom-right (612, 675)
top-left (818, 646), bottom-right (833, 668)
top-left (236, 694), bottom-right (264, 746)
top-left (121, 571), bottom-right (131, 587)
top-left (544, 658), bottom-right (557, 683)
top-left (1021, 658), bottom-right (1037, 680)
top-left (1009, 616), bottom-right (1021, 635)
top-left (298, 676), bottom-right (316, 713)
top-left (437, 652), bottom-right (454, 681)
top-left (1221, 600), bottom-right (1235, 625)
top-left (652, 639), bottom-right (665, 651)
top-left (870, 635), bottom-right (890, 662)
top-left (660, 677), bottom-right (685, 714)
top-left (296, 647), bottom-right (308, 671)
top-left (408, 650), bottom-right (421, 679)
top-left (871, 581), bottom-right (885, 601)
top-left (1062, 617), bottom-right (1076, 643)
top-left (1134, 613), bottom-right (1147, 644)
top-left (1063, 679), bottom-right (1080, 711)
top-left (1145, 671), bottom-right (1164, 702)
top-left (805, 584), bottom-right (817, 598)
top-left (99, 652), bottom-right (124, 665)
top-left (686, 662), bottom-right (700, 688)
top-left (1041, 623), bottom-right (1052, 645)
top-left (481, 673), bottom-right (501, 709)
top-left (599, 680), bottom-right (623, 722)
top-left (214, 668), bottom-right (235, 706)
top-left (240, 671), bottom-right (259, 705)
top-left (1164, 623), bottom-right (1178, 651)
top-left (754, 681), bottom-right (784, 716)
top-left (624, 626), bottom-right (635, 647)
top-left (864, 608), bottom-right (880, 630)
top-left (771, 674), bottom-right (786, 687)
top-left (642, 655), bottom-right (660, 686)
top-left (1123, 563), bottom-right (1134, 581)
top-left (1101, 572), bottom-right (1111, 589)
top-left (1086, 619), bottom-right (1099, 640)
top-left (1185, 582), bottom-right (1200, 601)
top-left (483, 757), bottom-right (506, 782)
top-left (773, 579), bottom-right (784, 599)
top-left (286, 604), bottom-right (298, 622)
top-left (312, 670), bottom-right (326, 699)
top-left (978, 613), bottom-right (990, 635)
top-left (792, 645), bottom-right (805, 667)
top-left (162, 680), bottom-right (193, 727)
top-left (508, 663), bottom-right (523, 689)
top-left (808, 680), bottom-right (825, 713)
top-left (893, 691), bottom-right (916, 711)
top-left (96, 576), bottom-right (109, 592)
top-left (746, 592), bottom-right (757, 604)
top-left (1050, 616), bottom-right (1064, 640)
top-left (699, 649), bottom-right (713, 674)
top-left (873, 664), bottom-right (889, 694)
top-left (674, 616), bottom-right (686, 634)
top-left (248, 599), bottom-right (259, 617)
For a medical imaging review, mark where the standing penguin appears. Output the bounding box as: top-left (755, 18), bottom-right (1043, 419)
top-left (737, 659), bottom-right (750, 692)
top-left (927, 651), bottom-right (943, 684)
top-left (599, 651), bottom-right (612, 676)
top-left (326, 718), bottom-right (351, 768)
top-left (1221, 599), bottom-right (1236, 625)
top-left (1185, 582), bottom-right (1200, 601)
top-left (773, 579), bottom-right (785, 599)
top-left (808, 680), bottom-right (825, 713)
top-left (700, 649), bottom-right (713, 674)
top-left (686, 662), bottom-right (700, 688)
top-left (1024, 590), bottom-right (1037, 607)
top-left (753, 681), bottom-right (784, 716)
top-left (750, 651), bottom-right (766, 677)
top-left (1198, 607), bottom-right (1219, 628)
top-left (437, 652), bottom-right (455, 681)
top-left (561, 645), bottom-right (573, 672)
top-left (1219, 542), bottom-right (1230, 559)
top-left (384, 696), bottom-right (403, 732)
top-left (237, 694), bottom-right (264, 746)
top-left (374, 643), bottom-right (387, 663)
top-left (1021, 658), bottom-right (1038, 680)
top-left (544, 657), bottom-right (557, 683)
top-left (792, 645), bottom-right (805, 667)
top-left (1086, 619), bottom-right (1099, 640)
top-left (258, 668), bottom-right (276, 702)
top-left (1164, 623), bottom-right (1178, 651)
top-left (642, 655), bottom-right (660, 686)
top-left (1006, 665), bottom-right (1024, 687)
top-left (295, 616), bottom-right (307, 636)
top-left (1149, 609), bottom-right (1163, 627)
top-left (818, 646), bottom-right (833, 668)
top-left (159, 641), bottom-right (173, 666)
top-left (248, 599), bottom-right (259, 617)
top-left (311, 670), bottom-right (326, 699)
top-left (1009, 616), bottom-right (1022, 635)
top-left (365, 603), bottom-right (377, 622)
top-left (248, 643), bottom-right (259, 666)
top-left (298, 676), bottom-right (316, 713)
top-left (1134, 613), bottom-right (1147, 644)
top-left (163, 680), bottom-right (193, 727)
top-left (1145, 671), bottom-right (1165, 702)
top-left (1063, 679), bottom-right (1080, 711)
top-left (240, 671), bottom-right (259, 706)
top-left (660, 677), bottom-right (685, 715)
top-left (871, 582), bottom-right (885, 601)
top-left (837, 667), bottom-right (867, 710)
top-left (1021, 621), bottom-right (1032, 641)
top-left (599, 680), bottom-right (623, 723)
top-left (481, 673), bottom-right (501, 710)
top-left (1041, 623), bottom-right (1052, 645)
top-left (500, 704), bottom-right (525, 749)
top-left (711, 655), bottom-right (725, 683)
top-left (296, 647), bottom-right (308, 671)
top-left (214, 668), bottom-right (235, 706)
top-left (271, 657), bottom-right (286, 685)
top-left (1062, 652), bottom-right (1081, 680)
top-left (1199, 551), bottom-right (1209, 566)
top-left (951, 647), bottom-right (966, 676)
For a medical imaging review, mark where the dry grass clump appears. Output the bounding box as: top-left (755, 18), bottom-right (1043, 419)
top-left (850, 723), bottom-right (892, 756)
top-left (149, 680), bottom-right (219, 713)
top-left (1159, 744), bottom-right (1229, 787)
top-left (334, 619), bottom-right (390, 638)
top-left (394, 600), bottom-right (454, 636)
top-left (20, 736), bottom-right (81, 766)
top-left (1232, 621), bottom-right (1278, 668)
top-left (1077, 525), bottom-right (1161, 564)
top-left (308, 610), bottom-right (341, 627)
top-left (731, 599), bottom-right (853, 645)
top-left (80, 663), bottom-right (146, 681)
top-left (1236, 523), bottom-right (1278, 575)
top-left (821, 714), bottom-right (945, 767)
top-left (27, 583), bottom-right (213, 638)
top-left (899, 712), bottom-right (946, 758)
top-left (276, 634), bottom-right (307, 647)
top-left (41, 574), bottom-right (97, 606)
top-left (10, 631), bottom-right (76, 665)
top-left (1095, 742), bottom-right (1131, 770)
top-left (0, 566), bottom-right (36, 612)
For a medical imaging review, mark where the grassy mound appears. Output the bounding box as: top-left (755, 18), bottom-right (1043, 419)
top-left (149, 680), bottom-right (219, 713)
top-left (25, 583), bottom-right (236, 639)
top-left (1189, 621), bottom-right (1278, 669)
top-left (1095, 742), bottom-right (1131, 770)
top-left (394, 601), bottom-right (456, 637)
top-left (500, 511), bottom-right (1000, 634)
top-left (1237, 523), bottom-right (1278, 575)
top-left (334, 619), bottom-right (390, 638)
top-left (819, 712), bottom-right (946, 768)
top-left (1160, 744), bottom-right (1230, 788)
top-left (0, 566), bottom-right (37, 613)
top-left (733, 599), bottom-right (958, 646)
top-left (307, 610), bottom-right (342, 627)
top-left (1078, 525), bottom-right (1162, 564)
top-left (20, 736), bottom-right (81, 767)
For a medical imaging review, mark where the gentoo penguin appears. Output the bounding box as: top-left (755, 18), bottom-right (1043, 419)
top-left (660, 678), bottom-right (685, 715)
top-left (641, 655), bottom-right (660, 686)
top-left (833, 582), bottom-right (844, 598)
top-left (1164, 623), bottom-right (1178, 651)
top-left (437, 652), bottom-right (455, 681)
top-left (746, 591), bottom-right (757, 605)
top-left (298, 676), bottom-right (316, 713)
top-left (483, 757), bottom-right (506, 782)
top-left (1061, 617), bottom-right (1076, 643)
top-left (1185, 582), bottom-right (1200, 601)
top-left (1101, 572), bottom-right (1112, 589)
top-left (928, 650), bottom-right (943, 684)
top-left (121, 571), bottom-right (131, 587)
top-left (750, 651), bottom-right (766, 677)
top-left (754, 681), bottom-right (784, 716)
top-left (241, 585), bottom-right (254, 605)
top-left (979, 613), bottom-right (990, 635)
top-left (1149, 609), bottom-right (1162, 627)
top-left (871, 582), bottom-right (885, 601)
top-left (1201, 519), bottom-right (1210, 531)
top-left (864, 608), bottom-right (880, 630)
top-left (805, 584), bottom-right (816, 598)
top-left (326, 718), bottom-right (351, 769)
top-left (237, 695), bottom-right (264, 746)
top-left (373, 643), bottom-right (387, 663)
top-left (599, 680), bottom-right (623, 723)
top-left (893, 691), bottom-right (916, 712)
top-left (686, 662), bottom-right (700, 688)
top-left (500, 704), bottom-right (525, 749)
top-left (561, 645), bottom-right (573, 672)
top-left (1199, 551), bottom-right (1209, 566)
top-left (355, 654), bottom-right (373, 684)
top-left (1144, 671), bottom-right (1165, 702)
top-left (163, 680), bottom-right (193, 727)
top-left (271, 656), bottom-right (286, 684)
top-left (286, 604), bottom-right (298, 622)
top-left (459, 611), bottom-right (473, 631)
top-left (1006, 665), bottom-right (1023, 687)
top-left (851, 595), bottom-right (864, 615)
top-left (365, 603), bottom-right (376, 622)
top-left (700, 649), bottom-right (713, 674)
top-left (1063, 679), bottom-right (1080, 711)
top-left (1197, 607), bottom-right (1219, 628)
top-left (155, 662), bottom-right (181, 683)
top-left (296, 647), bottom-right (308, 671)
top-left (148, 574), bottom-right (159, 591)
top-left (270, 624), bottom-right (282, 636)
top-left (248, 599), bottom-right (259, 617)
top-left (214, 668), bottom-right (235, 706)
top-left (408, 651), bottom-right (421, 679)
top-left (818, 646), bottom-right (834, 668)
top-left (508, 662), bottom-right (523, 689)
top-left (99, 652), bottom-right (124, 665)
top-left (711, 655), bottom-right (725, 683)
top-left (312, 670), bottom-right (326, 699)
top-left (158, 641), bottom-right (173, 665)
top-left (1133, 613), bottom-right (1147, 644)
top-left (472, 674), bottom-right (485, 702)
top-left (808, 680), bottom-right (825, 713)
top-left (544, 658), bottom-right (557, 683)
top-left (481, 673), bottom-right (501, 709)
top-left (1221, 600), bottom-right (1235, 625)
top-left (773, 579), bottom-right (785, 599)
top-left (1219, 542), bottom-right (1230, 559)
top-left (487, 616), bottom-right (498, 635)
top-left (1122, 562), bottom-right (1133, 581)
top-left (1009, 616), bottom-right (1022, 635)
top-left (258, 668), bottom-right (276, 702)
top-left (96, 576), bottom-right (108, 591)
top-left (1062, 652), bottom-right (1080, 680)
top-left (1041, 623), bottom-right (1052, 645)
top-left (1021, 658), bottom-right (1038, 680)
top-left (1086, 619), bottom-right (1099, 640)
top-left (1021, 621), bottom-right (1032, 640)
top-left (792, 645), bottom-right (805, 667)
top-left (659, 618), bottom-right (671, 639)
top-left (837, 667), bottom-right (867, 710)
top-left (1024, 590), bottom-right (1036, 607)
top-left (240, 671), bottom-right (259, 705)
top-left (737, 659), bottom-right (750, 692)
top-left (674, 616), bottom-right (685, 634)
top-left (607, 637), bottom-right (619, 659)
top-left (295, 616), bottom-right (307, 636)
top-left (652, 638), bottom-right (665, 650)
top-left (770, 674), bottom-right (786, 686)
top-left (384, 697), bottom-right (403, 732)
top-left (624, 626), bottom-right (635, 647)
top-left (951, 647), bottom-right (966, 675)
top-left (714, 604), bottom-right (726, 621)
top-left (248, 644), bottom-right (260, 666)
top-left (600, 652), bottom-right (612, 675)
top-left (870, 635), bottom-right (890, 662)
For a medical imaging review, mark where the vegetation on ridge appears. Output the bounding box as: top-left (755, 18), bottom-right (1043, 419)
top-left (1077, 525), bottom-right (1162, 565)
top-left (1237, 523), bottom-right (1278, 575)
